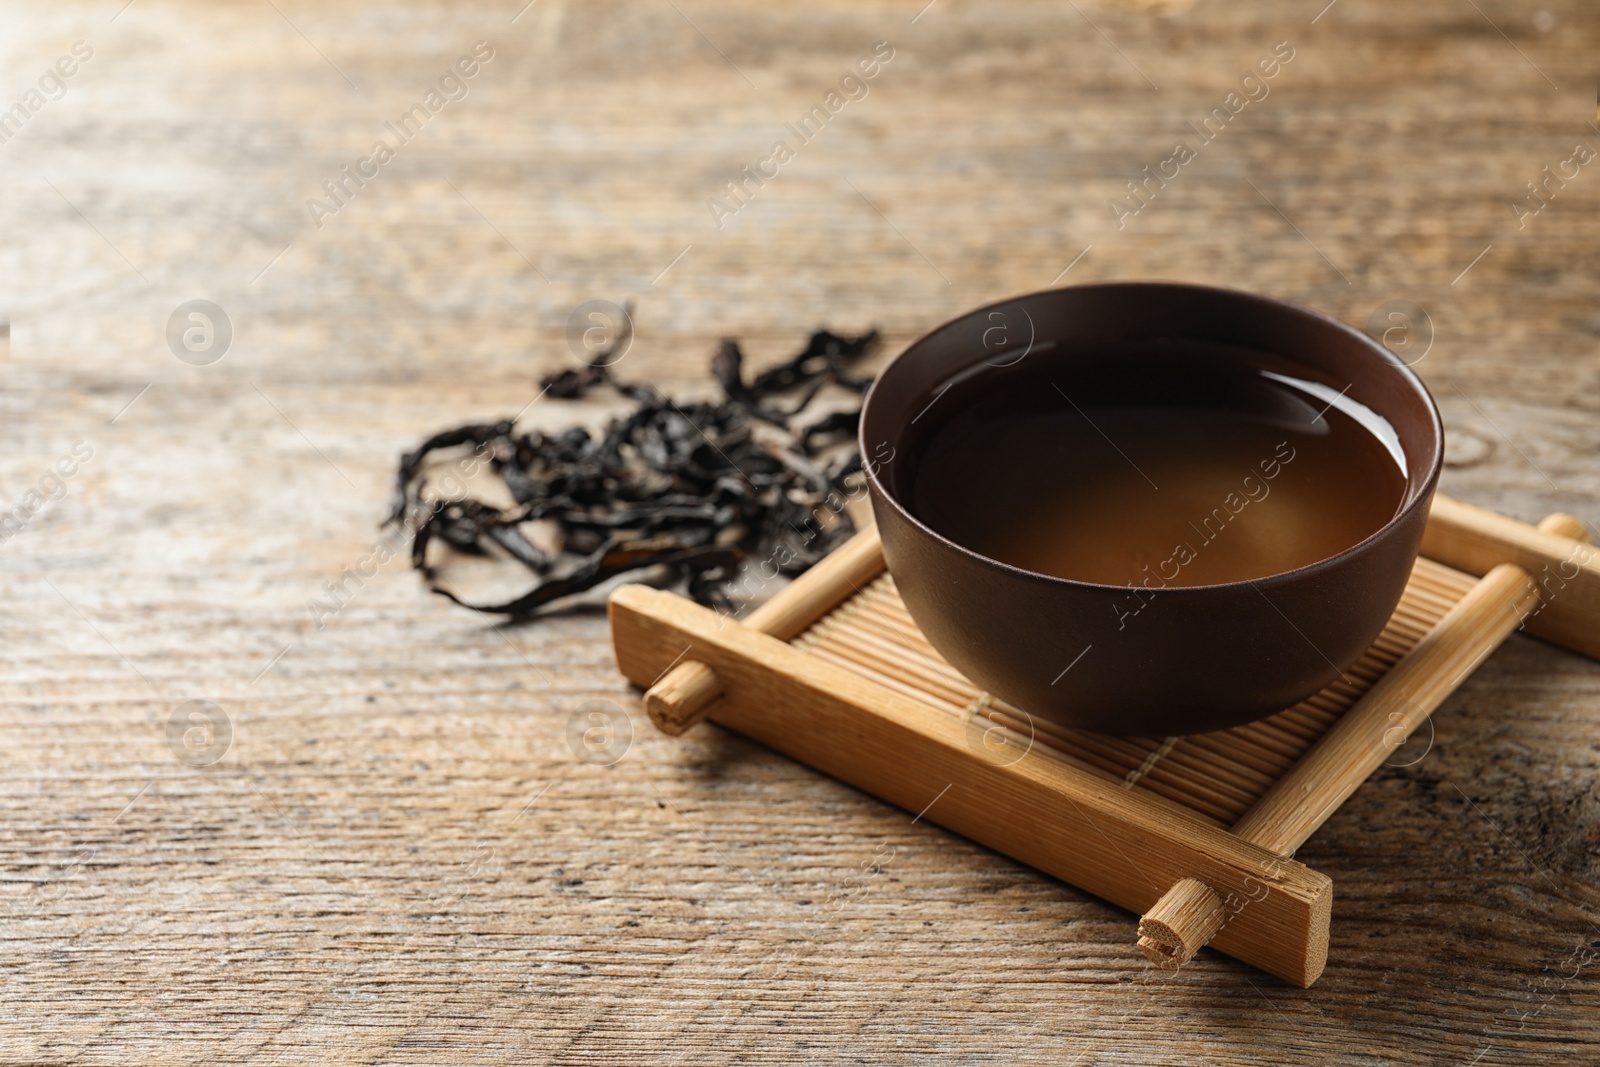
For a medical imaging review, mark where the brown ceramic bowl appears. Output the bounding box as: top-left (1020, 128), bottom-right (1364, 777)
top-left (860, 283), bottom-right (1444, 736)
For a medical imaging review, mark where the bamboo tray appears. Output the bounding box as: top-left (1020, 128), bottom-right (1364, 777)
top-left (608, 494), bottom-right (1599, 986)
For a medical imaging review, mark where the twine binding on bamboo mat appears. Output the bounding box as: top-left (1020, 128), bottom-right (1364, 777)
top-left (1124, 736), bottom-right (1180, 788)
top-left (960, 692), bottom-right (994, 723)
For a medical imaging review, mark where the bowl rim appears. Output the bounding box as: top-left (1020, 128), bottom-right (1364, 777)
top-left (859, 280), bottom-right (1446, 595)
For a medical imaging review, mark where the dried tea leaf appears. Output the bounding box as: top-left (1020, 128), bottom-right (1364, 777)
top-left (391, 318), bottom-right (879, 618)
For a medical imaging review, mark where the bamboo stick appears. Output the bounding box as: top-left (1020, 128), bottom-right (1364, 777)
top-left (1151, 740), bottom-right (1275, 794)
top-left (1424, 495), bottom-right (1598, 658)
top-left (643, 526), bottom-right (885, 734)
top-left (1177, 734), bottom-right (1290, 784)
top-left (1533, 512), bottom-right (1590, 543)
top-left (1138, 879), bottom-right (1227, 967)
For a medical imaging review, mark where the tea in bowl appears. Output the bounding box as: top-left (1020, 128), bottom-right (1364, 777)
top-left (859, 283), bottom-right (1444, 735)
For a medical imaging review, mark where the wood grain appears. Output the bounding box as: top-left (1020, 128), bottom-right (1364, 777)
top-left (1, 0), bottom-right (1598, 1062)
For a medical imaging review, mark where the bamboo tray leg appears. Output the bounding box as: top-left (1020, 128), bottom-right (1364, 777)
top-left (614, 497), bottom-right (1598, 984)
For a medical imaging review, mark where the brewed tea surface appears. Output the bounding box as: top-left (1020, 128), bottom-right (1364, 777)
top-left (909, 342), bottom-right (1407, 587)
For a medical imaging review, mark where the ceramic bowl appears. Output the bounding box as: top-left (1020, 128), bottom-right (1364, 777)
top-left (860, 282), bottom-right (1444, 735)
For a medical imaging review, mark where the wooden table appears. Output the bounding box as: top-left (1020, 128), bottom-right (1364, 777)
top-left (3, 1), bottom-right (1597, 1061)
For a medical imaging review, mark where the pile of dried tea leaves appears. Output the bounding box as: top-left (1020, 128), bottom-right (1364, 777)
top-left (390, 316), bottom-right (880, 618)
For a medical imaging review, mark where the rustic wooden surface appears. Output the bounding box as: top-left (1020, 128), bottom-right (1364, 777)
top-left (2, 0), bottom-right (1598, 1062)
